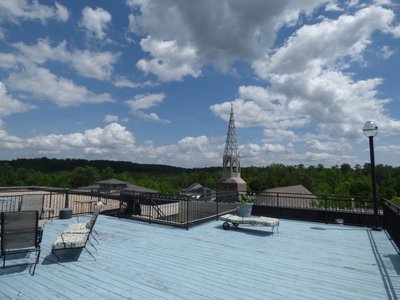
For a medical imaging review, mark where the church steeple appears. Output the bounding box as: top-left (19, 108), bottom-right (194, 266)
top-left (217, 104), bottom-right (246, 198)
top-left (222, 104), bottom-right (241, 180)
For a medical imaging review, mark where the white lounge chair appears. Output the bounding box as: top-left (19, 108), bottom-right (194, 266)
top-left (219, 213), bottom-right (279, 233)
top-left (51, 202), bottom-right (103, 261)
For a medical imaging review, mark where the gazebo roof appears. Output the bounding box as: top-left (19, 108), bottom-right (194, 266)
top-left (96, 178), bottom-right (128, 185)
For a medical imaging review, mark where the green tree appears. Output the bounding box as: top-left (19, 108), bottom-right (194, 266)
top-left (69, 166), bottom-right (100, 188)
top-left (101, 166), bottom-right (115, 180)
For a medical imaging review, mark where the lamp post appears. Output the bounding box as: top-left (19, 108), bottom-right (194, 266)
top-left (362, 121), bottom-right (380, 230)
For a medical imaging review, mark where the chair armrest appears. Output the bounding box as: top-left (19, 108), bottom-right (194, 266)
top-left (42, 207), bottom-right (55, 220)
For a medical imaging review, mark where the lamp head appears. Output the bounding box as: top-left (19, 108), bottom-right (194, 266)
top-left (363, 121), bottom-right (378, 138)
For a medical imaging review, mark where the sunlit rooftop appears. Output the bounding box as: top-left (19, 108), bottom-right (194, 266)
top-left (1, 214), bottom-right (399, 299)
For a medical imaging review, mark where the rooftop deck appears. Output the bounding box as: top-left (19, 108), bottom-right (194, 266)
top-left (1, 215), bottom-right (399, 299)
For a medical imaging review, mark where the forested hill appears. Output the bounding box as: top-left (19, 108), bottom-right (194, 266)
top-left (0, 157), bottom-right (185, 174)
top-left (1, 158), bottom-right (400, 201)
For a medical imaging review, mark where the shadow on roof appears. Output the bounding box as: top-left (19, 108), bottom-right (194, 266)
top-left (214, 224), bottom-right (273, 237)
top-left (42, 249), bottom-right (83, 265)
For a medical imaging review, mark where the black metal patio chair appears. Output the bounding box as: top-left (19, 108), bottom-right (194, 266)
top-left (20, 194), bottom-right (54, 226)
top-left (0, 210), bottom-right (43, 275)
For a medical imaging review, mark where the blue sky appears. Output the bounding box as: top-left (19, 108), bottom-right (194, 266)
top-left (0, 0), bottom-right (400, 168)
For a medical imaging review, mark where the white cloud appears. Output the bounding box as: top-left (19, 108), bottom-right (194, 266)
top-left (176, 136), bottom-right (220, 163)
top-left (80, 7), bottom-right (112, 40)
top-left (242, 143), bottom-right (286, 158)
top-left (206, 5), bottom-right (400, 167)
top-left (137, 36), bottom-right (201, 81)
top-left (0, 129), bottom-right (24, 149)
top-left (11, 39), bottom-right (68, 65)
top-left (392, 24), bottom-right (400, 38)
top-left (7, 66), bottom-right (113, 107)
top-left (325, 2), bottom-right (343, 12)
top-left (125, 93), bottom-right (170, 124)
top-left (131, 0), bottom-right (325, 80)
top-left (210, 91), bottom-right (309, 130)
top-left (0, 52), bottom-right (19, 70)
top-left (380, 45), bottom-right (394, 59)
top-left (0, 124), bottom-right (222, 167)
top-left (376, 145), bottom-right (400, 153)
top-left (0, 28), bottom-right (5, 40)
top-left (305, 139), bottom-right (352, 152)
top-left (0, 81), bottom-right (36, 117)
top-left (11, 39), bottom-right (119, 80)
top-left (263, 129), bottom-right (297, 142)
top-left (26, 123), bottom-right (134, 154)
top-left (113, 76), bottom-right (158, 88)
top-left (104, 115), bottom-right (119, 123)
top-left (128, 14), bottom-right (139, 34)
top-left (126, 0), bottom-right (149, 9)
top-left (230, 5), bottom-right (400, 142)
top-left (373, 0), bottom-right (392, 6)
top-left (55, 2), bottom-right (69, 22)
top-left (254, 6), bottom-right (395, 76)
top-left (126, 92), bottom-right (164, 111)
top-left (70, 50), bottom-right (118, 80)
top-left (0, 0), bottom-right (69, 23)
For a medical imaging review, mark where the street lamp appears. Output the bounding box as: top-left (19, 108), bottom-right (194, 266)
top-left (362, 121), bottom-right (380, 230)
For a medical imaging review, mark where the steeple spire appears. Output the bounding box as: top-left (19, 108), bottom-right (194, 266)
top-left (224, 104), bottom-right (239, 157)
top-left (221, 104), bottom-right (241, 180)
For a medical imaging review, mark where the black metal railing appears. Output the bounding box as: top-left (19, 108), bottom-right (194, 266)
top-left (0, 194), bottom-right (22, 212)
top-left (117, 191), bottom-right (237, 228)
top-left (253, 192), bottom-right (383, 227)
top-left (1, 186), bottom-right (398, 244)
top-left (382, 199), bottom-right (400, 252)
top-left (255, 192), bottom-right (378, 212)
top-left (0, 187), bottom-right (121, 218)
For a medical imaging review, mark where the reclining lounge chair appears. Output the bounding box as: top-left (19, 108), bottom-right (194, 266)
top-left (51, 202), bottom-right (102, 261)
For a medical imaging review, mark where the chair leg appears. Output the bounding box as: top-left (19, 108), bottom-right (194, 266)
top-left (29, 260), bottom-right (38, 276)
top-left (93, 229), bottom-right (102, 240)
top-left (35, 248), bottom-right (41, 265)
top-left (84, 246), bottom-right (96, 261)
top-left (87, 238), bottom-right (97, 251)
top-left (91, 233), bottom-right (100, 245)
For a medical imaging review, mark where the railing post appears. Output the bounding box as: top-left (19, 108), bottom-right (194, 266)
top-left (186, 198), bottom-right (189, 229)
top-left (65, 190), bottom-right (69, 208)
top-left (148, 195), bottom-right (152, 224)
top-left (216, 195), bottom-right (219, 218)
top-left (324, 195), bottom-right (328, 224)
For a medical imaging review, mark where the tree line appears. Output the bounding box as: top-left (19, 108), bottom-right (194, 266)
top-left (0, 158), bottom-right (399, 202)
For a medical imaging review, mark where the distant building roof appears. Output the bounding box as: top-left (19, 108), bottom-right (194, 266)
top-left (96, 178), bottom-right (128, 185)
top-left (124, 183), bottom-right (157, 194)
top-left (180, 183), bottom-right (215, 199)
top-left (264, 185), bottom-right (315, 196)
top-left (77, 178), bottom-right (157, 194)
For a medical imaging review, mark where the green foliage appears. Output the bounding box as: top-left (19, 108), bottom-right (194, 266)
top-left (0, 158), bottom-right (400, 200)
top-left (392, 196), bottom-right (400, 207)
top-left (236, 193), bottom-right (254, 204)
top-left (69, 166), bottom-right (100, 188)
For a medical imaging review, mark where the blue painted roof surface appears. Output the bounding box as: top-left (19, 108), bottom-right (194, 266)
top-left (0, 215), bottom-right (399, 299)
